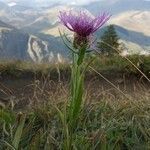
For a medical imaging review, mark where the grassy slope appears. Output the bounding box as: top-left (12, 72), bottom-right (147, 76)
top-left (0, 55), bottom-right (150, 149)
top-left (0, 95), bottom-right (150, 149)
top-left (0, 55), bottom-right (149, 79)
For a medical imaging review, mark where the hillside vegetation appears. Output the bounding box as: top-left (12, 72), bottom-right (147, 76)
top-left (0, 55), bottom-right (150, 149)
top-left (0, 55), bottom-right (149, 79)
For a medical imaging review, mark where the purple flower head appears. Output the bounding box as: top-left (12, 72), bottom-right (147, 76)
top-left (59, 10), bottom-right (111, 38)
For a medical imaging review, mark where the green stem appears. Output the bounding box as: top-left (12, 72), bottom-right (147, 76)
top-left (66, 44), bottom-right (88, 149)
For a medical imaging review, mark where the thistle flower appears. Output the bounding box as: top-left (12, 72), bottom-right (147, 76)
top-left (59, 10), bottom-right (110, 47)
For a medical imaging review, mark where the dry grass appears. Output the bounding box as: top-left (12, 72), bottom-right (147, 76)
top-left (0, 86), bottom-right (149, 149)
top-left (0, 56), bottom-right (150, 149)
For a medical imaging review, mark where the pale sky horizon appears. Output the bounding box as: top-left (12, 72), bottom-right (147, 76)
top-left (1, 0), bottom-right (102, 5)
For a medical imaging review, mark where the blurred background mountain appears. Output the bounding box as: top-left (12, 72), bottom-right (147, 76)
top-left (0, 0), bottom-right (150, 62)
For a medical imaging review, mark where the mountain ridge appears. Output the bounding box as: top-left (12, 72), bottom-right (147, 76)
top-left (0, 20), bottom-right (67, 62)
top-left (0, 19), bottom-right (149, 62)
top-left (84, 0), bottom-right (150, 15)
top-left (0, 0), bottom-right (149, 62)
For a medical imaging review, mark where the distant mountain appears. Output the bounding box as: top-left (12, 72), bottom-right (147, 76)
top-left (0, 19), bottom-right (149, 63)
top-left (0, 20), bottom-right (66, 62)
top-left (96, 25), bottom-right (150, 54)
top-left (10, 4), bottom-right (34, 11)
top-left (0, 20), bottom-right (14, 29)
top-left (84, 0), bottom-right (150, 15)
top-left (0, 0), bottom-right (149, 62)
top-left (110, 11), bottom-right (150, 36)
top-left (0, 1), bottom-right (41, 28)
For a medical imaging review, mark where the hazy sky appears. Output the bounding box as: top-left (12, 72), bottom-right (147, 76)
top-left (1, 0), bottom-right (101, 5)
top-left (50, 0), bottom-right (99, 5)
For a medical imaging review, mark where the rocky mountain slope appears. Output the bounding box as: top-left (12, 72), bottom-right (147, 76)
top-left (110, 11), bottom-right (150, 36)
top-left (0, 0), bottom-right (149, 62)
top-left (0, 20), bottom-right (66, 62)
top-left (96, 25), bottom-right (150, 55)
top-left (84, 0), bottom-right (150, 15)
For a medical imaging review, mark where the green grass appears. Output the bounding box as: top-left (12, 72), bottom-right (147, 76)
top-left (92, 55), bottom-right (150, 74)
top-left (0, 96), bottom-right (150, 149)
top-left (0, 55), bottom-right (149, 78)
top-left (0, 55), bottom-right (150, 149)
top-left (0, 60), bottom-right (69, 78)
